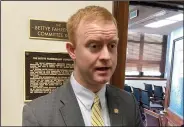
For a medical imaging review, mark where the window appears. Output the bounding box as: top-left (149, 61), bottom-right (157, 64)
top-left (125, 32), bottom-right (167, 77)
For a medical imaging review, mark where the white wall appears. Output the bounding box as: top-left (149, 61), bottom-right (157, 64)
top-left (1, 1), bottom-right (112, 125)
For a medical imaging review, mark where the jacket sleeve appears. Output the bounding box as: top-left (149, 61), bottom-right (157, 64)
top-left (131, 94), bottom-right (145, 127)
top-left (22, 104), bottom-right (40, 126)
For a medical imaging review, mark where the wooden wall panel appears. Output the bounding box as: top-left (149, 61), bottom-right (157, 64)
top-left (111, 1), bottom-right (129, 89)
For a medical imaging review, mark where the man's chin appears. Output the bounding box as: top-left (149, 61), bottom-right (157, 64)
top-left (94, 78), bottom-right (110, 85)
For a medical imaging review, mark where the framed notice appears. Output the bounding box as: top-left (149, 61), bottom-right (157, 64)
top-left (25, 51), bottom-right (74, 102)
top-left (168, 36), bottom-right (183, 118)
top-left (30, 19), bottom-right (68, 41)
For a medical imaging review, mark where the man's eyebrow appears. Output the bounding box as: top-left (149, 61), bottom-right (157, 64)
top-left (109, 39), bottom-right (119, 44)
top-left (87, 39), bottom-right (101, 44)
top-left (86, 38), bottom-right (119, 44)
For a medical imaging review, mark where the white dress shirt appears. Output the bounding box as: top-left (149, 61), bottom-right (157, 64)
top-left (70, 73), bottom-right (111, 126)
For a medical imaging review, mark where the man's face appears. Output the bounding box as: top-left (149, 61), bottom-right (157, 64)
top-left (73, 19), bottom-right (118, 88)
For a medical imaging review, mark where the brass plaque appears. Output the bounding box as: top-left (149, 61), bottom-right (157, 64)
top-left (25, 51), bottom-right (73, 101)
top-left (30, 19), bottom-right (68, 41)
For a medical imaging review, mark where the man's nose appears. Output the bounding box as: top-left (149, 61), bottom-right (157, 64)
top-left (99, 46), bottom-right (110, 60)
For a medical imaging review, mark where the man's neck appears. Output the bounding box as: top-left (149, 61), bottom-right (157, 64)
top-left (73, 71), bottom-right (105, 93)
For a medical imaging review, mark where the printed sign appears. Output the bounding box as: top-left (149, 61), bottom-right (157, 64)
top-left (30, 19), bottom-right (68, 41)
top-left (25, 51), bottom-right (73, 101)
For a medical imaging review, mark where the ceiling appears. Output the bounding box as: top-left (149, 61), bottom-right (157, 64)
top-left (128, 5), bottom-right (183, 35)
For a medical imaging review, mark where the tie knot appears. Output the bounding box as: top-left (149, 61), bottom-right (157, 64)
top-left (94, 94), bottom-right (100, 105)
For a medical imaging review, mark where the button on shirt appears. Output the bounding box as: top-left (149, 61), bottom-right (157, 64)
top-left (70, 74), bottom-right (111, 126)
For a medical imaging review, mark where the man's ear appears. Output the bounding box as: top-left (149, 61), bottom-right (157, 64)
top-left (66, 42), bottom-right (76, 60)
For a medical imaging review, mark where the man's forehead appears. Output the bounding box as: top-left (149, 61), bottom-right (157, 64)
top-left (76, 19), bottom-right (118, 42)
top-left (79, 18), bottom-right (115, 28)
top-left (87, 19), bottom-right (115, 25)
top-left (79, 21), bottom-right (117, 34)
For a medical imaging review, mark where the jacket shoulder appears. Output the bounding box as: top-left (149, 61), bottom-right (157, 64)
top-left (23, 85), bottom-right (65, 125)
top-left (26, 86), bottom-right (60, 108)
top-left (107, 85), bottom-right (137, 105)
top-left (108, 85), bottom-right (133, 98)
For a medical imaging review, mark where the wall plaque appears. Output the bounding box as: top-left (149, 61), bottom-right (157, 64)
top-left (30, 19), bottom-right (68, 41)
top-left (25, 51), bottom-right (73, 101)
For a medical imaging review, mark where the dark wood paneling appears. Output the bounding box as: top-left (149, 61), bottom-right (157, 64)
top-left (160, 35), bottom-right (167, 74)
top-left (138, 34), bottom-right (144, 71)
top-left (111, 1), bottom-right (129, 89)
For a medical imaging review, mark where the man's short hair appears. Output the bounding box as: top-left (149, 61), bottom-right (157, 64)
top-left (67, 5), bottom-right (117, 46)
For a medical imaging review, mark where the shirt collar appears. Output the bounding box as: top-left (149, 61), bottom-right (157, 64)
top-left (70, 73), bottom-right (107, 110)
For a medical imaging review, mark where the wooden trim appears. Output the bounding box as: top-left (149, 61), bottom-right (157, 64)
top-left (125, 77), bottom-right (167, 80)
top-left (165, 108), bottom-right (184, 125)
top-left (128, 39), bottom-right (163, 44)
top-left (111, 1), bottom-right (129, 89)
top-left (127, 40), bottom-right (141, 43)
top-left (126, 60), bottom-right (161, 64)
top-left (160, 35), bottom-right (167, 74)
top-left (138, 34), bottom-right (144, 71)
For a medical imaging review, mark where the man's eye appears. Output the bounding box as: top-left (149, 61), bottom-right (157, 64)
top-left (109, 43), bottom-right (116, 48)
top-left (90, 44), bottom-right (101, 49)
top-left (111, 44), bottom-right (115, 48)
top-left (91, 44), bottom-right (97, 48)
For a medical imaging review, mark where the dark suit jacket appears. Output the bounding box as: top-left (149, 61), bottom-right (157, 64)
top-left (22, 81), bottom-right (144, 126)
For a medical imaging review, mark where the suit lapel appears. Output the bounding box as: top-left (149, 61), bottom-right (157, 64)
top-left (106, 85), bottom-right (125, 126)
top-left (58, 82), bottom-right (85, 126)
top-left (58, 82), bottom-right (127, 126)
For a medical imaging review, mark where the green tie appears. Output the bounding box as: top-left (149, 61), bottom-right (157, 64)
top-left (91, 94), bottom-right (104, 126)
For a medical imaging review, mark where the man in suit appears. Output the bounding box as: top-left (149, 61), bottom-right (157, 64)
top-left (23, 5), bottom-right (144, 126)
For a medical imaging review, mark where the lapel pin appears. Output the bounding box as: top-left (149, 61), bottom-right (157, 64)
top-left (114, 108), bottom-right (119, 114)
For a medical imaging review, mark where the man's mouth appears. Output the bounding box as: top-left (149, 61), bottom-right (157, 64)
top-left (95, 67), bottom-right (111, 71)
